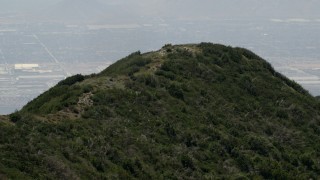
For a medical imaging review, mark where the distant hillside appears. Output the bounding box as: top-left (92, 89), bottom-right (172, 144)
top-left (0, 43), bottom-right (320, 179)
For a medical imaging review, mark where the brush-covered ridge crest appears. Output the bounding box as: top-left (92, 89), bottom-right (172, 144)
top-left (0, 43), bottom-right (320, 179)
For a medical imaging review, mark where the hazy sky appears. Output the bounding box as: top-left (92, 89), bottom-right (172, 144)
top-left (1, 0), bottom-right (320, 20)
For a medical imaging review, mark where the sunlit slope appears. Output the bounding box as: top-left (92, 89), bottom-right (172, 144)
top-left (1, 43), bottom-right (320, 179)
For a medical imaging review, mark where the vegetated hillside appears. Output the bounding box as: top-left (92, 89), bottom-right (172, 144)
top-left (1, 43), bottom-right (320, 179)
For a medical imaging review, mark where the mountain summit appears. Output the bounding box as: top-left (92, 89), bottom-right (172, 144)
top-left (0, 43), bottom-right (320, 179)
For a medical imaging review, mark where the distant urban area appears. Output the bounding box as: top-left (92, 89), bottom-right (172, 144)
top-left (0, 11), bottom-right (320, 114)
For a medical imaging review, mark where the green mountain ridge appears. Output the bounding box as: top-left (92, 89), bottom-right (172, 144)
top-left (0, 43), bottom-right (320, 179)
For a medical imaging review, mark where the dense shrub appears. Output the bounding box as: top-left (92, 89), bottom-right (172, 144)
top-left (167, 83), bottom-right (184, 100)
top-left (57, 74), bottom-right (85, 86)
top-left (9, 111), bottom-right (21, 122)
top-left (240, 76), bottom-right (257, 96)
